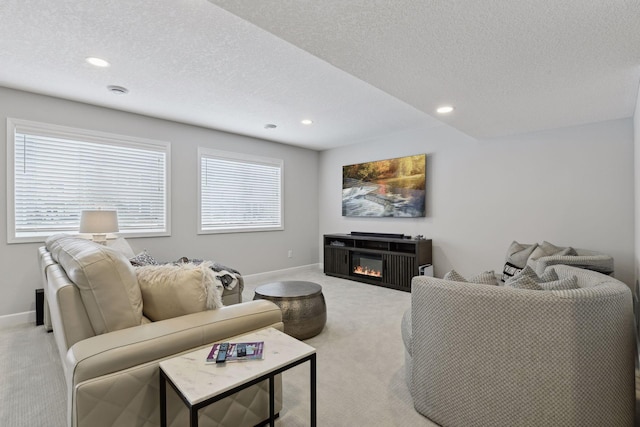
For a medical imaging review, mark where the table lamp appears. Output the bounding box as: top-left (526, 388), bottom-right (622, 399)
top-left (79, 209), bottom-right (119, 245)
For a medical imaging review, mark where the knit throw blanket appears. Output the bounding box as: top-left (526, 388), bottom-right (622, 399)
top-left (176, 257), bottom-right (240, 290)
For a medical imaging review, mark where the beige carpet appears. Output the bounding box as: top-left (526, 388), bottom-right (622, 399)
top-left (0, 266), bottom-right (432, 427)
top-left (1, 266), bottom-right (637, 426)
top-left (0, 320), bottom-right (67, 427)
top-left (243, 267), bottom-right (436, 426)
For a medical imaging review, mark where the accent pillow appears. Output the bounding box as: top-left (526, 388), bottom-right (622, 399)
top-left (502, 241), bottom-right (538, 282)
top-left (130, 250), bottom-right (159, 267)
top-left (443, 270), bottom-right (467, 282)
top-left (135, 261), bottom-right (223, 321)
top-left (504, 275), bottom-right (543, 290)
top-left (443, 270), bottom-right (499, 286)
top-left (469, 270), bottom-right (500, 286)
top-left (527, 241), bottom-right (577, 267)
top-left (538, 268), bottom-right (560, 283)
top-left (106, 237), bottom-right (136, 259)
top-left (506, 265), bottom-right (558, 285)
top-left (505, 270), bottom-right (578, 291)
top-left (539, 276), bottom-right (579, 291)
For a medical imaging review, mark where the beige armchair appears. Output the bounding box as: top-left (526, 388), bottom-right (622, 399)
top-left (402, 265), bottom-right (635, 426)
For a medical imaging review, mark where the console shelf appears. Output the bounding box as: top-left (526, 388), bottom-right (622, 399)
top-left (323, 233), bottom-right (432, 292)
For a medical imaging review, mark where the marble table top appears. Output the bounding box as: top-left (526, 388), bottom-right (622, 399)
top-left (159, 327), bottom-right (316, 405)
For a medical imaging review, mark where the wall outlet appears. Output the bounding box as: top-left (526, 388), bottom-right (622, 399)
top-left (288, 250), bottom-right (293, 258)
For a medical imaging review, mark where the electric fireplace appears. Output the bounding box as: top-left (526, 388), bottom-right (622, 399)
top-left (351, 252), bottom-right (383, 280)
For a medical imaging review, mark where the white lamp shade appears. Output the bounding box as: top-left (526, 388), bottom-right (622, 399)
top-left (79, 210), bottom-right (119, 233)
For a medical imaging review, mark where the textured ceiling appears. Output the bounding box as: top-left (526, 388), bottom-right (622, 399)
top-left (0, 1), bottom-right (639, 150)
top-left (210, 0), bottom-right (640, 139)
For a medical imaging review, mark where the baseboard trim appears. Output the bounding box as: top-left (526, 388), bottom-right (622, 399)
top-left (243, 263), bottom-right (322, 285)
top-left (0, 310), bottom-right (36, 329)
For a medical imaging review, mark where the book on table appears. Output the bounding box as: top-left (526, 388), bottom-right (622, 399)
top-left (206, 341), bottom-right (265, 363)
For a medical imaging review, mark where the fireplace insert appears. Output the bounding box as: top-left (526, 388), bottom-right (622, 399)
top-left (351, 252), bottom-right (383, 280)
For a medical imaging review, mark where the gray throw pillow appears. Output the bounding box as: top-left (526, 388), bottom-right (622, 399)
top-left (506, 265), bottom-right (559, 285)
top-left (502, 241), bottom-right (538, 282)
top-left (444, 270), bottom-right (499, 286)
top-left (538, 268), bottom-right (559, 282)
top-left (469, 270), bottom-right (499, 286)
top-left (527, 241), bottom-right (577, 267)
top-left (539, 275), bottom-right (579, 291)
top-left (130, 250), bottom-right (159, 267)
top-left (443, 270), bottom-right (467, 282)
top-left (504, 275), bottom-right (543, 290)
top-left (506, 265), bottom-right (537, 283)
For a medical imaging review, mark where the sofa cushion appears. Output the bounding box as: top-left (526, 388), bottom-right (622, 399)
top-left (135, 262), bottom-right (223, 321)
top-left (46, 234), bottom-right (143, 335)
top-left (502, 241), bottom-right (538, 281)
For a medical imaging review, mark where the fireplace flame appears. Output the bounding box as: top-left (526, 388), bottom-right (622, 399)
top-left (353, 265), bottom-right (382, 278)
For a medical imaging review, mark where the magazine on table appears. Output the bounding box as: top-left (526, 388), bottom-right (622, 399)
top-left (206, 341), bottom-right (265, 363)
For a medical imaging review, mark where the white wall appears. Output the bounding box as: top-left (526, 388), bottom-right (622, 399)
top-left (634, 81), bottom-right (640, 294)
top-left (0, 87), bottom-right (319, 317)
top-left (319, 118), bottom-right (635, 286)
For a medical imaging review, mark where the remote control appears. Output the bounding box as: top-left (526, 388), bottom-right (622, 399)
top-left (216, 343), bottom-right (229, 363)
top-left (236, 343), bottom-right (246, 358)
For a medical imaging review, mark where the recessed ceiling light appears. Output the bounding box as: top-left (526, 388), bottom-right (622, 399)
top-left (436, 105), bottom-right (454, 114)
top-left (86, 57), bottom-right (110, 67)
top-left (264, 124), bottom-right (277, 129)
top-left (107, 85), bottom-right (128, 95)
top-left (301, 119), bottom-right (313, 125)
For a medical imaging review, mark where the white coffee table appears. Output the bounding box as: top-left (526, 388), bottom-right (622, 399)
top-left (159, 327), bottom-right (316, 427)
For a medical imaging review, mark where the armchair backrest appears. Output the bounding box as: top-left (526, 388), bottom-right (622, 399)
top-left (410, 270), bottom-right (635, 426)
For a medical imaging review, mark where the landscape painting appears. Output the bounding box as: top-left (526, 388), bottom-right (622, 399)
top-left (342, 154), bottom-right (426, 217)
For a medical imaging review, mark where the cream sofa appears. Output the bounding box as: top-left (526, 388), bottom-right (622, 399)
top-left (402, 264), bottom-right (635, 426)
top-left (39, 234), bottom-right (284, 427)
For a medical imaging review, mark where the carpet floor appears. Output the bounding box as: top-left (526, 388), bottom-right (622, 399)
top-left (1, 266), bottom-right (637, 426)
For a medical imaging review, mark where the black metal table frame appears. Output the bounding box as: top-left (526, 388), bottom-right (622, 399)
top-left (160, 353), bottom-right (316, 427)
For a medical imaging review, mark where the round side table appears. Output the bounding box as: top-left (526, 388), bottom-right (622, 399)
top-left (253, 281), bottom-right (327, 340)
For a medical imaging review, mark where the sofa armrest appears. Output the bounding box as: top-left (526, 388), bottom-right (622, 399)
top-left (68, 300), bottom-right (283, 385)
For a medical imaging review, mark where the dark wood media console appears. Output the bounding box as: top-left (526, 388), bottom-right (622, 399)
top-left (323, 233), bottom-right (432, 292)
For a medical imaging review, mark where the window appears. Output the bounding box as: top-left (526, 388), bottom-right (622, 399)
top-left (199, 148), bottom-right (283, 234)
top-left (7, 118), bottom-right (171, 243)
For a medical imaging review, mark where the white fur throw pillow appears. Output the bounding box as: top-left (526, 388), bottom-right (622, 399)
top-left (135, 262), bottom-right (223, 321)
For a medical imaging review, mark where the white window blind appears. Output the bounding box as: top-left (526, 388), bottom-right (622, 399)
top-left (7, 118), bottom-right (170, 242)
top-left (199, 148), bottom-right (283, 233)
